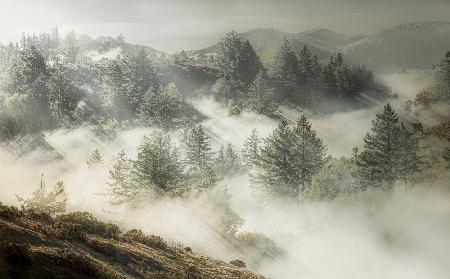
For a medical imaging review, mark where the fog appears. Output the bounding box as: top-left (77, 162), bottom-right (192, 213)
top-left (1, 124), bottom-right (449, 279)
top-left (1, 66), bottom-right (449, 278)
top-left (1, 0), bottom-right (450, 52)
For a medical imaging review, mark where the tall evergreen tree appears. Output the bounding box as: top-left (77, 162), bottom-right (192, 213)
top-left (269, 37), bottom-right (299, 100)
top-left (108, 150), bottom-right (133, 204)
top-left (108, 49), bottom-right (160, 118)
top-left (255, 117), bottom-right (325, 199)
top-left (435, 51), bottom-right (450, 100)
top-left (132, 132), bottom-right (183, 195)
top-left (183, 125), bottom-right (213, 173)
top-left (245, 71), bottom-right (278, 116)
top-left (354, 103), bottom-right (402, 189)
top-left (139, 82), bottom-right (184, 129)
top-left (396, 123), bottom-right (423, 185)
top-left (242, 129), bottom-right (261, 169)
top-left (216, 31), bottom-right (262, 99)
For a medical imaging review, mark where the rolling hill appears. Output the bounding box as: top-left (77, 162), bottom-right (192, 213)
top-left (0, 205), bottom-right (265, 279)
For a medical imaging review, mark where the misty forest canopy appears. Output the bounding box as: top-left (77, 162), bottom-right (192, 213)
top-left (0, 29), bottom-right (395, 139)
top-left (0, 29), bottom-right (449, 200)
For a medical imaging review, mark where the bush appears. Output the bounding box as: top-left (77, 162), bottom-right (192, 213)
top-left (84, 239), bottom-right (118, 258)
top-left (56, 212), bottom-right (120, 238)
top-left (121, 229), bottom-right (167, 250)
top-left (51, 221), bottom-right (86, 240)
top-left (229, 259), bottom-right (246, 268)
top-left (0, 203), bottom-right (22, 220)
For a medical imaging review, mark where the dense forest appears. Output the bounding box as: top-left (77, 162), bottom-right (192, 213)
top-left (0, 27), bottom-right (449, 279)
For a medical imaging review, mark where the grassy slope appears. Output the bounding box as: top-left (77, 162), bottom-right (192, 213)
top-left (0, 207), bottom-right (265, 279)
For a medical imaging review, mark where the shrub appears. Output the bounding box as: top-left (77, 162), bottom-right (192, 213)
top-left (16, 177), bottom-right (67, 216)
top-left (56, 212), bottom-right (120, 238)
top-left (229, 259), bottom-right (246, 268)
top-left (84, 239), bottom-right (118, 258)
top-left (0, 203), bottom-right (22, 220)
top-left (121, 229), bottom-right (167, 250)
top-left (51, 221), bottom-right (86, 240)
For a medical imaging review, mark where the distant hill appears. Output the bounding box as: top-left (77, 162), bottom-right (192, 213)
top-left (188, 28), bottom-right (346, 62)
top-left (185, 21), bottom-right (450, 72)
top-left (344, 21), bottom-right (450, 72)
top-left (0, 205), bottom-right (264, 279)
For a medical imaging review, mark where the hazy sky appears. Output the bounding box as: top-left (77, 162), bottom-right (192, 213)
top-left (1, 0), bottom-right (449, 52)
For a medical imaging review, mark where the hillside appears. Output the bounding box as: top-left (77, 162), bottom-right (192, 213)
top-left (344, 21), bottom-right (450, 71)
top-left (0, 205), bottom-right (265, 279)
top-left (186, 21), bottom-right (450, 71)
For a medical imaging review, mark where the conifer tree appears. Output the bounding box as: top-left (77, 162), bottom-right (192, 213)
top-left (215, 143), bottom-right (241, 178)
top-left (255, 116), bottom-right (326, 199)
top-left (108, 150), bottom-right (133, 204)
top-left (245, 71), bottom-right (278, 116)
top-left (435, 51), bottom-right (450, 100)
top-left (132, 132), bottom-right (183, 195)
top-left (396, 123), bottom-right (423, 185)
top-left (183, 125), bottom-right (213, 173)
top-left (292, 115), bottom-right (327, 192)
top-left (139, 82), bottom-right (184, 129)
top-left (87, 149), bottom-right (104, 168)
top-left (269, 37), bottom-right (299, 99)
top-left (354, 103), bottom-right (402, 189)
top-left (242, 129), bottom-right (261, 169)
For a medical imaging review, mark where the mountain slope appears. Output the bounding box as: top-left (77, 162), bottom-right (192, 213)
top-left (0, 205), bottom-right (265, 279)
top-left (344, 21), bottom-right (450, 71)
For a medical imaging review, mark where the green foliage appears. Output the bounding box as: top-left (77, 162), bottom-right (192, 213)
top-left (121, 229), bottom-right (167, 250)
top-left (86, 149), bottom-right (104, 168)
top-left (227, 105), bottom-right (242, 116)
top-left (16, 177), bottom-right (67, 216)
top-left (139, 82), bottom-right (185, 129)
top-left (354, 103), bottom-right (402, 189)
top-left (108, 150), bottom-right (133, 205)
top-left (56, 212), bottom-right (120, 238)
top-left (305, 158), bottom-right (354, 201)
top-left (245, 72), bottom-right (278, 116)
top-left (242, 129), bottom-right (261, 169)
top-left (269, 37), bottom-right (299, 99)
top-left (254, 116), bottom-right (326, 199)
top-left (132, 132), bottom-right (184, 195)
top-left (107, 48), bottom-right (160, 119)
top-left (215, 143), bottom-right (242, 178)
top-left (0, 203), bottom-right (22, 220)
top-left (216, 31), bottom-right (263, 99)
top-left (183, 125), bottom-right (213, 173)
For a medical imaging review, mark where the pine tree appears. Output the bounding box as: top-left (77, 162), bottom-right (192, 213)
top-left (435, 51), bottom-right (450, 101)
top-left (215, 143), bottom-right (241, 178)
top-left (183, 125), bottom-right (213, 173)
top-left (132, 132), bottom-right (183, 195)
top-left (108, 48), bottom-right (160, 118)
top-left (216, 31), bottom-right (262, 98)
top-left (108, 150), bottom-right (133, 204)
top-left (242, 129), bottom-right (261, 169)
top-left (396, 123), bottom-right (423, 185)
top-left (354, 103), bottom-right (402, 189)
top-left (139, 82), bottom-right (184, 129)
top-left (292, 115), bottom-right (327, 192)
top-left (245, 71), bottom-right (278, 115)
top-left (87, 149), bottom-right (104, 168)
top-left (297, 45), bottom-right (313, 84)
top-left (269, 37), bottom-right (299, 100)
